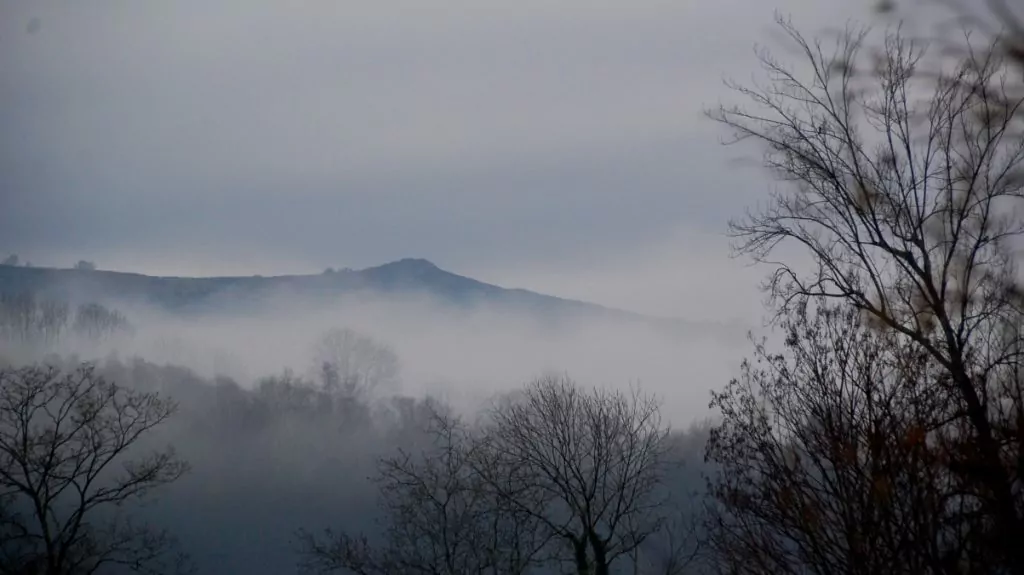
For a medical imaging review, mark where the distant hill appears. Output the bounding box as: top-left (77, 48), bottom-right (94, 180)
top-left (0, 259), bottom-right (745, 339)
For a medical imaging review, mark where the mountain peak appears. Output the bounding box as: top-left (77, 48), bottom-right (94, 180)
top-left (363, 258), bottom-right (441, 275)
top-left (385, 258), bottom-right (438, 270)
top-left (357, 258), bottom-right (452, 289)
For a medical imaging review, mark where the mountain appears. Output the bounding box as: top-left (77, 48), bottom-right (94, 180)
top-left (0, 259), bottom-right (744, 338)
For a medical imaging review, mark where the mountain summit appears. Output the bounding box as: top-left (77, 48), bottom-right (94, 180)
top-left (366, 257), bottom-right (440, 274)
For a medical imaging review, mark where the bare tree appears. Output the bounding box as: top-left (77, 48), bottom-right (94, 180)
top-left (0, 293), bottom-right (69, 345)
top-left (709, 18), bottom-right (1024, 569)
top-left (0, 295), bottom-right (133, 347)
top-left (705, 301), bottom-right (988, 574)
top-left (256, 369), bottom-right (321, 416)
top-left (0, 364), bottom-right (190, 575)
top-left (298, 377), bottom-right (686, 575)
top-left (629, 502), bottom-right (706, 575)
top-left (72, 303), bottom-right (130, 342)
top-left (310, 328), bottom-right (400, 399)
top-left (296, 403), bottom-right (547, 575)
top-left (39, 300), bottom-right (71, 345)
top-left (476, 375), bottom-right (675, 575)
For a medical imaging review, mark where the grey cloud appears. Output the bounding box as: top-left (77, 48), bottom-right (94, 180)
top-left (1, 0), bottom-right (876, 312)
top-left (3, 133), bottom-right (748, 272)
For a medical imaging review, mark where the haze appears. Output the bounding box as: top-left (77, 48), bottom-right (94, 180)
top-left (0, 0), bottom-right (966, 573)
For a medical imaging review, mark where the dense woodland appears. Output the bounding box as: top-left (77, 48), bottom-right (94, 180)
top-left (4, 2), bottom-right (1024, 574)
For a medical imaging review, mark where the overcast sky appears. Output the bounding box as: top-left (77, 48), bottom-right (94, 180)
top-left (1, 0), bottom-right (902, 320)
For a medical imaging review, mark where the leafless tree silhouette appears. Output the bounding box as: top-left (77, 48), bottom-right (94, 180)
top-left (296, 403), bottom-right (547, 575)
top-left (709, 17), bottom-right (1024, 570)
top-left (706, 301), bottom-right (992, 574)
top-left (298, 376), bottom-right (690, 575)
top-left (0, 364), bottom-right (190, 575)
top-left (476, 375), bottom-right (676, 575)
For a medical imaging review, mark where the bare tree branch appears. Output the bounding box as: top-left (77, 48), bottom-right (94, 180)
top-left (0, 364), bottom-right (191, 575)
top-left (710, 17), bottom-right (1024, 570)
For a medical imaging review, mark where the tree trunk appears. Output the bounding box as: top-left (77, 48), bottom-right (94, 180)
top-left (572, 537), bottom-right (590, 575)
top-left (948, 362), bottom-right (1024, 573)
top-left (588, 529), bottom-right (610, 575)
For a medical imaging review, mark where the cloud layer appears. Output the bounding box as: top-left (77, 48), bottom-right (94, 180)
top-left (2, 0), bottom-right (877, 316)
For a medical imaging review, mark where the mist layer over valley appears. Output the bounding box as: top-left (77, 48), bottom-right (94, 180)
top-left (0, 259), bottom-right (737, 573)
top-left (0, 259), bottom-right (748, 420)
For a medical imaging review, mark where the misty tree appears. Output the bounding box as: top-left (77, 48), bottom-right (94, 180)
top-left (310, 328), bottom-right (400, 399)
top-left (250, 368), bottom-right (373, 435)
top-left (0, 294), bottom-right (132, 347)
top-left (633, 505), bottom-right (705, 575)
top-left (73, 303), bottom-right (131, 341)
top-left (299, 376), bottom-right (689, 575)
top-left (705, 301), bottom-right (988, 574)
top-left (39, 300), bottom-right (71, 345)
top-left (710, 18), bottom-right (1024, 569)
top-left (0, 364), bottom-right (191, 575)
top-left (296, 403), bottom-right (548, 575)
top-left (256, 370), bottom-right (320, 410)
top-left (73, 303), bottom-right (130, 339)
top-left (476, 375), bottom-right (677, 575)
top-left (0, 293), bottom-right (37, 344)
top-left (0, 293), bottom-right (70, 345)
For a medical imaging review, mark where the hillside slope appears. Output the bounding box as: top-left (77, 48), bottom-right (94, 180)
top-left (0, 259), bottom-right (744, 338)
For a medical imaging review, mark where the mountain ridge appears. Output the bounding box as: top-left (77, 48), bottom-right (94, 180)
top-left (0, 258), bottom-right (624, 314)
top-left (0, 258), bottom-right (745, 338)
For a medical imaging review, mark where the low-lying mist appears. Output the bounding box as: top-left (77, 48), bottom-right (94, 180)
top-left (29, 290), bottom-right (751, 423)
top-left (0, 288), bottom-right (745, 573)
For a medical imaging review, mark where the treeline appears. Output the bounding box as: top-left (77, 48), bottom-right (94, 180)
top-left (0, 302), bottom-right (713, 573)
top-left (296, 375), bottom-right (706, 575)
top-left (0, 350), bottom-right (710, 575)
top-left (0, 292), bottom-right (131, 344)
top-left (0, 255), bottom-right (97, 269)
